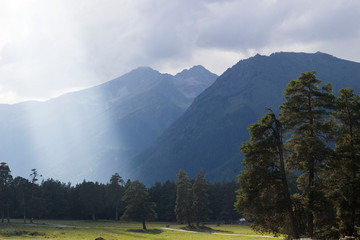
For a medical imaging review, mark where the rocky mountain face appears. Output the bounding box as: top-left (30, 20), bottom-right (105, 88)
top-left (0, 66), bottom-right (217, 183)
top-left (130, 52), bottom-right (360, 184)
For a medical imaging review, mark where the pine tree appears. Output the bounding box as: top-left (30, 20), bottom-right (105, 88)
top-left (29, 168), bottom-right (45, 223)
top-left (330, 88), bottom-right (360, 237)
top-left (175, 169), bottom-right (193, 227)
top-left (192, 171), bottom-right (210, 227)
top-left (279, 71), bottom-right (335, 238)
top-left (235, 112), bottom-right (299, 238)
top-left (0, 162), bottom-right (13, 223)
top-left (78, 181), bottom-right (103, 221)
top-left (121, 180), bottom-right (156, 230)
top-left (106, 173), bottom-right (125, 221)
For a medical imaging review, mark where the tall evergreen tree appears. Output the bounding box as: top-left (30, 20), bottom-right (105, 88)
top-left (235, 112), bottom-right (299, 239)
top-left (192, 171), bottom-right (210, 227)
top-left (0, 162), bottom-right (13, 223)
top-left (12, 176), bottom-right (31, 223)
top-left (78, 181), bottom-right (103, 221)
top-left (330, 88), bottom-right (360, 237)
top-left (279, 71), bottom-right (335, 238)
top-left (121, 180), bottom-right (156, 230)
top-left (106, 173), bottom-right (125, 221)
top-left (209, 181), bottom-right (239, 223)
top-left (41, 179), bottom-right (70, 219)
top-left (149, 180), bottom-right (176, 221)
top-left (29, 169), bottom-right (44, 223)
top-left (175, 169), bottom-right (193, 226)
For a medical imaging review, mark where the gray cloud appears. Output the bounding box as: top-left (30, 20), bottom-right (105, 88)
top-left (0, 0), bottom-right (360, 103)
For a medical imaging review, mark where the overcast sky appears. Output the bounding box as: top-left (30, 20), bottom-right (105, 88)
top-left (1, 0), bottom-right (359, 104)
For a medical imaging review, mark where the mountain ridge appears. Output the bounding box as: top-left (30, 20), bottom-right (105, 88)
top-left (0, 65), bottom-right (217, 183)
top-left (130, 52), bottom-right (360, 184)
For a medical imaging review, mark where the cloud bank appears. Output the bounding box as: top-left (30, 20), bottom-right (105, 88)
top-left (0, 0), bottom-right (359, 103)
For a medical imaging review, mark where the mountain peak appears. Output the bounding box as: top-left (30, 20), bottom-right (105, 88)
top-left (172, 65), bottom-right (218, 99)
top-left (175, 65), bottom-right (217, 78)
top-left (131, 66), bottom-right (159, 74)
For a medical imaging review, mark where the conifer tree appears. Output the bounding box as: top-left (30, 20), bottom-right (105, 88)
top-left (192, 171), bottom-right (210, 227)
top-left (330, 88), bottom-right (360, 237)
top-left (121, 180), bottom-right (156, 230)
top-left (235, 112), bottom-right (299, 239)
top-left (106, 173), bottom-right (125, 221)
top-left (175, 169), bottom-right (193, 226)
top-left (29, 168), bottom-right (45, 223)
top-left (279, 71), bottom-right (335, 238)
top-left (0, 162), bottom-right (13, 223)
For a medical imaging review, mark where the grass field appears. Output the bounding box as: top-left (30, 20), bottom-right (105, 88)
top-left (0, 220), bottom-right (283, 240)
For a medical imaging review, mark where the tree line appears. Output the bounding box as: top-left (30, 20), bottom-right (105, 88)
top-left (235, 71), bottom-right (360, 240)
top-left (0, 164), bottom-right (239, 229)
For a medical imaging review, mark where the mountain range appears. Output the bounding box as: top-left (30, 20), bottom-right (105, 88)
top-left (0, 65), bottom-right (217, 182)
top-left (130, 52), bottom-right (360, 184)
top-left (2, 52), bottom-right (360, 185)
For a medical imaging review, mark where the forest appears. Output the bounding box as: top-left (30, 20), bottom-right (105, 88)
top-left (236, 72), bottom-right (360, 240)
top-left (0, 165), bottom-right (239, 229)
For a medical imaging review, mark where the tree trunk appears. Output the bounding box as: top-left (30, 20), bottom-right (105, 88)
top-left (1, 208), bottom-right (4, 223)
top-left (279, 149), bottom-right (299, 239)
top-left (23, 204), bottom-right (26, 223)
top-left (142, 220), bottom-right (147, 230)
top-left (115, 205), bottom-right (118, 221)
top-left (273, 114), bottom-right (299, 240)
top-left (308, 163), bottom-right (314, 238)
top-left (92, 212), bottom-right (96, 221)
top-left (6, 206), bottom-right (10, 223)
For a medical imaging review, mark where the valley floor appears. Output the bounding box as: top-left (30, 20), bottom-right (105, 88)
top-left (0, 220), bottom-right (284, 240)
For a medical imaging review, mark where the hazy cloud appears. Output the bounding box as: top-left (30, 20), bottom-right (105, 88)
top-left (0, 0), bottom-right (360, 103)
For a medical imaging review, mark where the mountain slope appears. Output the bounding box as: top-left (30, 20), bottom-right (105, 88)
top-left (130, 52), bottom-right (360, 184)
top-left (0, 66), bottom-right (217, 183)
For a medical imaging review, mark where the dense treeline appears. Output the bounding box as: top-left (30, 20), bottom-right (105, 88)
top-left (235, 72), bottom-right (360, 240)
top-left (0, 164), bottom-right (239, 225)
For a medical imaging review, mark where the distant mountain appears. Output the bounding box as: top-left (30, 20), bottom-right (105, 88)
top-left (173, 65), bottom-right (218, 98)
top-left (0, 66), bottom-right (217, 183)
top-left (130, 52), bottom-right (360, 184)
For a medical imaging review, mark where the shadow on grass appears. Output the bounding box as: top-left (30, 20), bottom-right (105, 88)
top-left (126, 229), bottom-right (163, 234)
top-left (181, 225), bottom-right (233, 234)
top-left (0, 230), bottom-right (46, 237)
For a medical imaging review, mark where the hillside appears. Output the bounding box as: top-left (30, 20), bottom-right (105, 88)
top-left (130, 52), bottom-right (360, 184)
top-left (0, 66), bottom-right (217, 182)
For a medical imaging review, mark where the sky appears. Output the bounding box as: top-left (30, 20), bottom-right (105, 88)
top-left (1, 0), bottom-right (360, 104)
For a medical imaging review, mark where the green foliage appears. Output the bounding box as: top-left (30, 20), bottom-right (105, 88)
top-left (175, 169), bottom-right (193, 226)
top-left (0, 162), bottom-right (13, 222)
top-left (105, 173), bottom-right (125, 221)
top-left (237, 71), bottom-right (360, 239)
top-left (28, 169), bottom-right (46, 222)
top-left (77, 181), bottom-right (104, 221)
top-left (235, 112), bottom-right (298, 238)
top-left (329, 88), bottom-right (360, 237)
top-left (41, 179), bottom-right (70, 219)
top-left (149, 180), bottom-right (177, 221)
top-left (208, 181), bottom-right (239, 223)
top-left (121, 180), bottom-right (156, 230)
top-left (279, 71), bottom-right (335, 238)
top-left (192, 171), bottom-right (210, 226)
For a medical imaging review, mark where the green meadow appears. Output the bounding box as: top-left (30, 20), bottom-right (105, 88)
top-left (0, 220), bottom-right (282, 240)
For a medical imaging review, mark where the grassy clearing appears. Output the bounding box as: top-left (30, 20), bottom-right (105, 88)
top-left (0, 220), bottom-right (281, 240)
